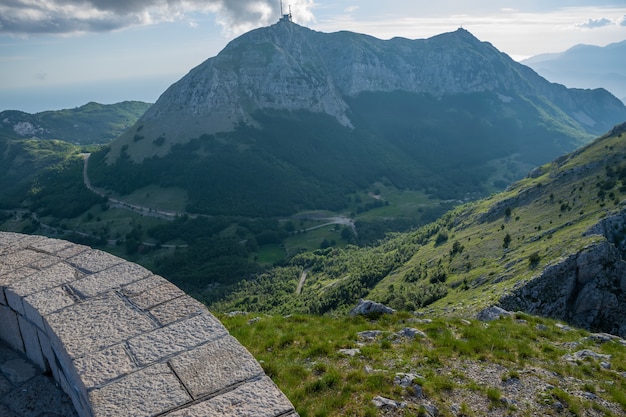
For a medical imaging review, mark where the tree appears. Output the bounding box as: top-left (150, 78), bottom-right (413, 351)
top-left (503, 233), bottom-right (512, 249)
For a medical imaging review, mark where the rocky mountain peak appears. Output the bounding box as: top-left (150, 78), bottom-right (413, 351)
top-left (108, 23), bottom-right (626, 162)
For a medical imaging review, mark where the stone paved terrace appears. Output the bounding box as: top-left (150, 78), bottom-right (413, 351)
top-left (0, 232), bottom-right (298, 417)
top-left (1, 338), bottom-right (78, 417)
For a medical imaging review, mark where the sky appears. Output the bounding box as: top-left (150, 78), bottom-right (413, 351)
top-left (1, 1), bottom-right (626, 113)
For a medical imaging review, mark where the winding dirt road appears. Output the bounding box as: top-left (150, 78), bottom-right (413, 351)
top-left (82, 153), bottom-right (184, 221)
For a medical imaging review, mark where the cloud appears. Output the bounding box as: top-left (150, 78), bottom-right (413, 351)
top-left (576, 17), bottom-right (613, 29)
top-left (621, 15), bottom-right (626, 26)
top-left (0, 0), bottom-right (315, 35)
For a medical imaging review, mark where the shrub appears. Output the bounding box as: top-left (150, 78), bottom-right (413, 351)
top-left (435, 230), bottom-right (448, 245)
top-left (529, 251), bottom-right (541, 267)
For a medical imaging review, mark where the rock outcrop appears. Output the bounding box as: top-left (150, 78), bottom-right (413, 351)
top-left (500, 212), bottom-right (626, 337)
top-left (350, 299), bottom-right (395, 316)
top-left (476, 306), bottom-right (513, 322)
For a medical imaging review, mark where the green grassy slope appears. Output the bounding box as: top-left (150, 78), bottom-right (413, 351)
top-left (213, 123), bottom-right (626, 319)
top-left (220, 312), bottom-right (626, 417)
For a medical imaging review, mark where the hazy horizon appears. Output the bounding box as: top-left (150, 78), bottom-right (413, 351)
top-left (2, 1), bottom-right (626, 113)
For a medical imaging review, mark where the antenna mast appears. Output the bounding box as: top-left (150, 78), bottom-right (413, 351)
top-left (279, 1), bottom-right (292, 22)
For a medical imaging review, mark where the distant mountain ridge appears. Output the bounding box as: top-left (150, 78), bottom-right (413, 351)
top-left (523, 39), bottom-right (626, 104)
top-left (0, 101), bottom-right (151, 145)
top-left (90, 22), bottom-right (626, 218)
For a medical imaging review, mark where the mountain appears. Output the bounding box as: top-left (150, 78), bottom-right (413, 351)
top-left (0, 101), bottom-right (151, 145)
top-left (523, 40), bottom-right (626, 104)
top-left (89, 22), bottom-right (626, 218)
top-left (215, 122), bottom-right (626, 337)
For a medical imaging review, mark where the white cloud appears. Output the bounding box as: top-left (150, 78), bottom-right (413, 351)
top-left (576, 17), bottom-right (613, 29)
top-left (0, 0), bottom-right (315, 35)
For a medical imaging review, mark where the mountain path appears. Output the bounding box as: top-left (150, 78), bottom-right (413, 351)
top-left (295, 268), bottom-right (309, 295)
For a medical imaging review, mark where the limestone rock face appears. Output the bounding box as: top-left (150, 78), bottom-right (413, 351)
top-left (500, 212), bottom-right (626, 336)
top-left (350, 299), bottom-right (395, 316)
top-left (476, 306), bottom-right (513, 322)
top-left (108, 21), bottom-right (626, 162)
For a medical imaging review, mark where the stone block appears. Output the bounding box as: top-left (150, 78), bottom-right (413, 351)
top-left (71, 261), bottom-right (151, 298)
top-left (38, 329), bottom-right (54, 376)
top-left (150, 295), bottom-right (206, 326)
top-left (24, 286), bottom-right (76, 330)
top-left (54, 367), bottom-right (85, 417)
top-left (73, 343), bottom-right (137, 389)
top-left (0, 249), bottom-right (55, 277)
top-left (128, 313), bottom-right (228, 366)
top-left (9, 262), bottom-right (82, 298)
top-left (169, 334), bottom-right (263, 399)
top-left (29, 237), bottom-right (76, 255)
top-left (66, 249), bottom-right (121, 274)
top-left (88, 363), bottom-right (191, 417)
top-left (46, 294), bottom-right (156, 358)
top-left (164, 376), bottom-right (295, 417)
top-left (0, 357), bottom-right (37, 385)
top-left (0, 306), bottom-right (24, 353)
top-left (17, 315), bottom-right (46, 370)
top-left (5, 289), bottom-right (25, 316)
top-left (0, 234), bottom-right (45, 254)
top-left (0, 340), bottom-right (21, 363)
top-left (120, 274), bottom-right (165, 296)
top-left (46, 335), bottom-right (76, 391)
top-left (130, 282), bottom-right (185, 310)
top-left (0, 266), bottom-right (37, 289)
top-left (28, 253), bottom-right (60, 270)
top-left (0, 231), bottom-right (22, 247)
top-left (54, 244), bottom-right (88, 260)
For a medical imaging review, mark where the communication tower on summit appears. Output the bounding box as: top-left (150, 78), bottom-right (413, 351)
top-left (279, 1), bottom-right (292, 22)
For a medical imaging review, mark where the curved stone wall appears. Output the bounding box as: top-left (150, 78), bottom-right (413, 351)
top-left (0, 232), bottom-right (297, 417)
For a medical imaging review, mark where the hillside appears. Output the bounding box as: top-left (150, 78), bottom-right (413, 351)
top-left (0, 137), bottom-right (79, 209)
top-left (523, 39), bottom-right (626, 104)
top-left (88, 22), bottom-right (626, 219)
top-left (214, 122), bottom-right (626, 337)
top-left (0, 101), bottom-right (151, 145)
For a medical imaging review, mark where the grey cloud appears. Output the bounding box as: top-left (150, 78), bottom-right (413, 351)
top-left (577, 17), bottom-right (613, 29)
top-left (54, 0), bottom-right (158, 13)
top-left (0, 0), bottom-right (288, 35)
top-left (621, 15), bottom-right (626, 27)
top-left (0, 12), bottom-right (141, 34)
